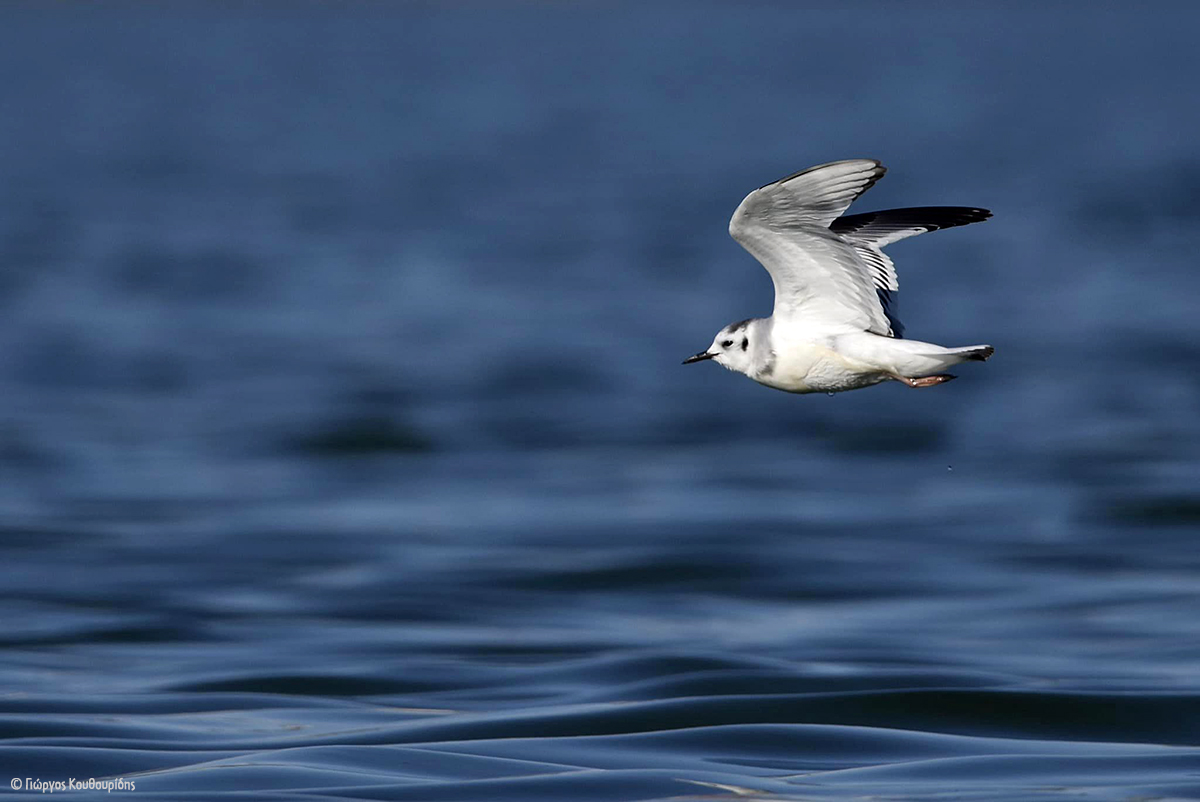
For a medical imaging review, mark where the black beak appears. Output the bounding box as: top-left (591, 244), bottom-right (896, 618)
top-left (682, 351), bottom-right (715, 365)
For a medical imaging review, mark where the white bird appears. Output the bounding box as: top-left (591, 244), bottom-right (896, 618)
top-left (684, 159), bottom-right (994, 393)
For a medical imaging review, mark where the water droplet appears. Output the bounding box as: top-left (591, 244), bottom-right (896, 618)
top-left (826, 392), bottom-right (835, 397)
top-left (947, 465), bottom-right (953, 471)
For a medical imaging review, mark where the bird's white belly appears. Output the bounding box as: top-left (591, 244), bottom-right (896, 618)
top-left (754, 340), bottom-right (888, 394)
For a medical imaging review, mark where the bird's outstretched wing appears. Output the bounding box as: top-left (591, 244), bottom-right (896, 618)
top-left (830, 206), bottom-right (992, 247)
top-left (834, 206), bottom-right (992, 290)
top-left (831, 206), bottom-right (992, 338)
top-left (729, 159), bottom-right (896, 335)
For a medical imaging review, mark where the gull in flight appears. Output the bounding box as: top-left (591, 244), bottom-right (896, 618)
top-left (684, 159), bottom-right (994, 393)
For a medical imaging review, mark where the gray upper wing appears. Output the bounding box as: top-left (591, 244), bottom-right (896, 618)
top-left (729, 160), bottom-right (895, 334)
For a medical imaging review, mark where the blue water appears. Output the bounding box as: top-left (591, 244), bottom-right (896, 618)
top-left (2, 4), bottom-right (1200, 800)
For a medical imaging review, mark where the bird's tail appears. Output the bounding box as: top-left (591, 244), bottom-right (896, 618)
top-left (947, 344), bottom-right (994, 363)
top-left (876, 340), bottom-right (994, 377)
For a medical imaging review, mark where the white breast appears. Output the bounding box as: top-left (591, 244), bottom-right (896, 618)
top-left (754, 340), bottom-right (888, 394)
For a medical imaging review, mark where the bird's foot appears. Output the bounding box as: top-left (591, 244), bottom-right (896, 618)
top-left (894, 374), bottom-right (956, 388)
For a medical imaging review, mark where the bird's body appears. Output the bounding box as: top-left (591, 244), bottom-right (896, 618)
top-left (684, 159), bottom-right (993, 393)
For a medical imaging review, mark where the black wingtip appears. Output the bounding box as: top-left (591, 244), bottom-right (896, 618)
top-left (831, 206), bottom-right (993, 237)
top-left (926, 207), bottom-right (992, 229)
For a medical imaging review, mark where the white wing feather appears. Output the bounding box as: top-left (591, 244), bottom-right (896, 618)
top-left (729, 159), bottom-right (895, 335)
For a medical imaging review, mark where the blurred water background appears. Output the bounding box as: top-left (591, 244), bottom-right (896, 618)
top-left (1, 3), bottom-right (1199, 800)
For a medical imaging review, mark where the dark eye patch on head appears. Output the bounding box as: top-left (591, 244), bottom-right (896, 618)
top-left (741, 337), bottom-right (749, 351)
top-left (721, 339), bottom-right (733, 348)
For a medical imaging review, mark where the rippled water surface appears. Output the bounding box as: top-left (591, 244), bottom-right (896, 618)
top-left (2, 4), bottom-right (1200, 800)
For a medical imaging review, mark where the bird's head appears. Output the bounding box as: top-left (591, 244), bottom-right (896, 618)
top-left (683, 319), bottom-right (756, 374)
